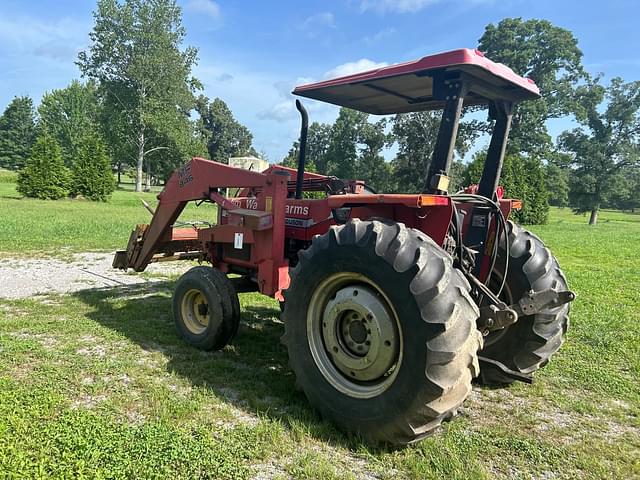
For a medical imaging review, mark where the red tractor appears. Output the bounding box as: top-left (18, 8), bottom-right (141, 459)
top-left (114, 49), bottom-right (574, 445)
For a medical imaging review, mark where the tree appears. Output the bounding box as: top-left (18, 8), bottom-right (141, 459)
top-left (464, 151), bottom-right (549, 224)
top-left (196, 96), bottom-right (253, 163)
top-left (17, 133), bottom-right (69, 200)
top-left (558, 77), bottom-right (640, 225)
top-left (448, 160), bottom-right (468, 193)
top-left (390, 112), bottom-right (439, 193)
top-left (38, 80), bottom-right (100, 167)
top-left (357, 118), bottom-right (393, 191)
top-left (607, 167), bottom-right (640, 212)
top-left (544, 162), bottom-right (570, 207)
top-left (78, 0), bottom-right (200, 192)
top-left (282, 113), bottom-right (393, 191)
top-left (306, 122), bottom-right (332, 174)
top-left (151, 122), bottom-right (208, 182)
top-left (0, 96), bottom-right (37, 169)
top-left (478, 18), bottom-right (586, 157)
top-left (71, 134), bottom-right (116, 201)
top-left (390, 112), bottom-right (477, 193)
top-left (325, 108), bottom-right (368, 180)
top-left (282, 121), bottom-right (331, 174)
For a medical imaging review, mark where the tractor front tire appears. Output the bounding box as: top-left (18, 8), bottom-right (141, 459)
top-left (479, 222), bottom-right (570, 384)
top-left (173, 266), bottom-right (240, 351)
top-left (281, 219), bottom-right (481, 445)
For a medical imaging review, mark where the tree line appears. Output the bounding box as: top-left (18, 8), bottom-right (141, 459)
top-left (0, 0), bottom-right (637, 225)
top-left (0, 0), bottom-right (259, 201)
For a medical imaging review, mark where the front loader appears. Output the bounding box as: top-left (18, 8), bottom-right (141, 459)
top-left (114, 48), bottom-right (574, 445)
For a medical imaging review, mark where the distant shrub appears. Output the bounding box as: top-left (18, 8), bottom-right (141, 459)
top-left (17, 133), bottom-right (69, 200)
top-left (464, 152), bottom-right (550, 225)
top-left (70, 134), bottom-right (115, 202)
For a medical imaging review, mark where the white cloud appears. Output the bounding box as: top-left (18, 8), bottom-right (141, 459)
top-left (0, 16), bottom-right (88, 61)
top-left (215, 72), bottom-right (234, 82)
top-left (299, 12), bottom-right (336, 39)
top-left (0, 13), bottom-right (91, 115)
top-left (360, 0), bottom-right (493, 13)
top-left (185, 0), bottom-right (221, 19)
top-left (302, 12), bottom-right (336, 29)
top-left (258, 76), bottom-right (318, 122)
top-left (324, 59), bottom-right (388, 79)
top-left (258, 101), bottom-right (295, 122)
top-left (360, 0), bottom-right (439, 13)
top-left (363, 27), bottom-right (396, 45)
top-left (196, 61), bottom-right (338, 161)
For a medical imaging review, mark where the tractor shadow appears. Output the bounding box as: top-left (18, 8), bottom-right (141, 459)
top-left (73, 281), bottom-right (354, 447)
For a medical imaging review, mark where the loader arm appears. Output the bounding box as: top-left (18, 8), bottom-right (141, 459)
top-left (122, 157), bottom-right (270, 272)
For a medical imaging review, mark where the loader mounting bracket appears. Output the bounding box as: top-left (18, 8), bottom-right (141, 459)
top-left (477, 288), bottom-right (575, 335)
top-left (513, 289), bottom-right (575, 317)
top-left (477, 304), bottom-right (517, 334)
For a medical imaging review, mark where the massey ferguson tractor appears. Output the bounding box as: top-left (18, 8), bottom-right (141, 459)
top-left (114, 48), bottom-right (574, 445)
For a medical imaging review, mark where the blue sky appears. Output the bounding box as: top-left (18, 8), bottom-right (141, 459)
top-left (0, 0), bottom-right (638, 162)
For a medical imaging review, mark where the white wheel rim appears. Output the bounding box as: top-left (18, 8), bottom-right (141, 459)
top-left (307, 272), bottom-right (403, 399)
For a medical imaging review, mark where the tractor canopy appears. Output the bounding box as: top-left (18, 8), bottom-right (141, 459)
top-left (293, 49), bottom-right (540, 115)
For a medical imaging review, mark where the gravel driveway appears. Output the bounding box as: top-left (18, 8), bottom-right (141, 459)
top-left (0, 252), bottom-right (191, 299)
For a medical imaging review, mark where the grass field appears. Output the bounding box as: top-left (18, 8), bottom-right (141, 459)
top-left (0, 182), bottom-right (215, 254)
top-left (0, 183), bottom-right (638, 479)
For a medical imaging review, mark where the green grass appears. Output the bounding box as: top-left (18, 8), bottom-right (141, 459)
top-left (0, 193), bottom-right (638, 478)
top-left (0, 182), bottom-right (215, 254)
top-left (0, 169), bottom-right (18, 183)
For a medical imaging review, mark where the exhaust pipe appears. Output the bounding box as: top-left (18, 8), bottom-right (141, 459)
top-left (295, 99), bottom-right (308, 200)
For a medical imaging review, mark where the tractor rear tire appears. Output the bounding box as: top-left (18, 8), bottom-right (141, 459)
top-left (173, 266), bottom-right (240, 351)
top-left (479, 222), bottom-right (570, 385)
top-left (281, 219), bottom-right (482, 445)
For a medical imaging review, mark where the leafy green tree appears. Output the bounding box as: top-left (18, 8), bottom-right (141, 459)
top-left (390, 112), bottom-right (477, 193)
top-left (282, 122), bottom-right (331, 174)
top-left (17, 133), bottom-right (69, 200)
top-left (71, 134), bottom-right (115, 201)
top-left (306, 122), bottom-right (332, 174)
top-left (544, 162), bottom-right (570, 207)
top-left (448, 160), bottom-right (468, 193)
top-left (281, 146), bottom-right (317, 172)
top-left (38, 80), bottom-right (100, 167)
top-left (0, 96), bottom-right (37, 169)
top-left (282, 153), bottom-right (317, 172)
top-left (78, 0), bottom-right (200, 192)
top-left (357, 118), bottom-right (393, 191)
top-left (152, 122), bottom-right (208, 182)
top-left (390, 112), bottom-right (440, 193)
top-left (196, 96), bottom-right (253, 163)
top-left (465, 151), bottom-right (549, 224)
top-left (558, 77), bottom-right (640, 225)
top-left (325, 108), bottom-right (368, 180)
top-left (478, 18), bottom-right (586, 157)
top-left (606, 167), bottom-right (640, 212)
top-left (282, 113), bottom-right (392, 191)
top-left (519, 156), bottom-right (550, 224)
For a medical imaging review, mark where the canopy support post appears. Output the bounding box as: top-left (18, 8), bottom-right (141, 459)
top-left (424, 76), bottom-right (466, 194)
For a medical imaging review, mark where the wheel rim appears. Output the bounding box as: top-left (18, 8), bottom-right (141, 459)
top-left (181, 288), bottom-right (210, 335)
top-left (307, 272), bottom-right (402, 399)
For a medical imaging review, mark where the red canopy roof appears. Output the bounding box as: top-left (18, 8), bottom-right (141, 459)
top-left (293, 49), bottom-right (540, 115)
